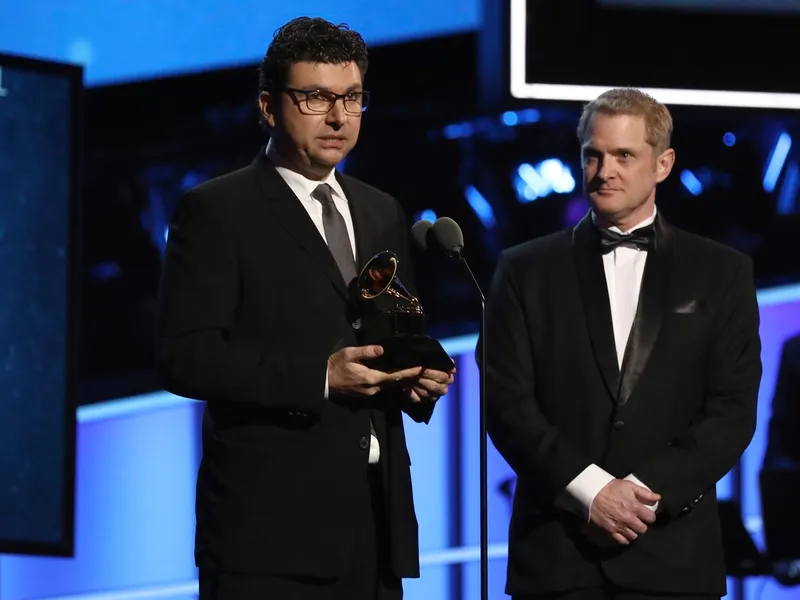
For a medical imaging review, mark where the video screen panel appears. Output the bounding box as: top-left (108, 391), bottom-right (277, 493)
top-left (0, 53), bottom-right (81, 556)
top-left (511, 0), bottom-right (800, 105)
top-left (600, 0), bottom-right (800, 13)
top-left (0, 1), bottom-right (478, 85)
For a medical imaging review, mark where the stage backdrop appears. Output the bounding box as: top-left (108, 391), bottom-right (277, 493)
top-left (1, 283), bottom-right (799, 600)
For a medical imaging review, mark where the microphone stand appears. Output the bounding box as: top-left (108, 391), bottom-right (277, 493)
top-left (451, 248), bottom-right (488, 600)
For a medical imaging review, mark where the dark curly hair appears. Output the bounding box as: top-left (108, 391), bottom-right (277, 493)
top-left (258, 17), bottom-right (369, 94)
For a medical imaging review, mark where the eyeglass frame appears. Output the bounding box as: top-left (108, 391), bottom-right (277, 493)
top-left (283, 87), bottom-right (371, 115)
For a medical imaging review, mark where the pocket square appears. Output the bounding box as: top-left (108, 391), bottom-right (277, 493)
top-left (672, 299), bottom-right (700, 314)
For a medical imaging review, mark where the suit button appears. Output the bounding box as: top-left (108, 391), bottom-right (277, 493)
top-left (359, 436), bottom-right (369, 449)
top-left (613, 420), bottom-right (626, 430)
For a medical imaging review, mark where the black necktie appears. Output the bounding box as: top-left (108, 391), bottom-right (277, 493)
top-left (312, 184), bottom-right (358, 285)
top-left (312, 184), bottom-right (377, 455)
top-left (598, 223), bottom-right (656, 254)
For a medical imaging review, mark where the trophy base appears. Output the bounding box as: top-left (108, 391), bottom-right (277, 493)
top-left (363, 334), bottom-right (454, 373)
top-left (356, 312), bottom-right (453, 372)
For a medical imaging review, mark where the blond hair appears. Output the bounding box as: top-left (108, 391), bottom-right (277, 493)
top-left (577, 88), bottom-right (673, 155)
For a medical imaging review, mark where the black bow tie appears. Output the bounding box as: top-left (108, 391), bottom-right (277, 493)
top-left (598, 224), bottom-right (656, 253)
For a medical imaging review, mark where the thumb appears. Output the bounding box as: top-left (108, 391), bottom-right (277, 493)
top-left (351, 345), bottom-right (384, 361)
top-left (633, 487), bottom-right (661, 503)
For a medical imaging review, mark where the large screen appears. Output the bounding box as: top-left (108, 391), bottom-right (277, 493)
top-left (508, 0), bottom-right (800, 108)
top-left (0, 53), bottom-right (81, 556)
top-left (600, 0), bottom-right (800, 13)
top-left (0, 0), bottom-right (478, 86)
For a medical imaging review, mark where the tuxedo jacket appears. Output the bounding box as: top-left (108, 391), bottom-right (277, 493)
top-left (155, 151), bottom-right (433, 579)
top-left (482, 212), bottom-right (762, 596)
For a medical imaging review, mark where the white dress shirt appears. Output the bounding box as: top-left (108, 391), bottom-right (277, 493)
top-left (562, 206), bottom-right (659, 519)
top-left (266, 143), bottom-right (380, 463)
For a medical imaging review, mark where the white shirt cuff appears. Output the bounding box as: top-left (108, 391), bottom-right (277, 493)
top-left (625, 473), bottom-right (659, 512)
top-left (324, 369), bottom-right (329, 399)
top-left (564, 464), bottom-right (615, 521)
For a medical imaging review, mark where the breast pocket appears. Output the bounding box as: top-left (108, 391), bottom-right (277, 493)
top-left (659, 310), bottom-right (710, 368)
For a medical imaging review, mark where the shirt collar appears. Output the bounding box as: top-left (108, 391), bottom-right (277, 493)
top-left (266, 141), bottom-right (347, 201)
top-left (592, 204), bottom-right (657, 235)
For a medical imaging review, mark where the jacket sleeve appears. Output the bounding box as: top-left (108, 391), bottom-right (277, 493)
top-left (155, 190), bottom-right (328, 415)
top-left (481, 252), bottom-right (591, 509)
top-left (632, 257), bottom-right (762, 518)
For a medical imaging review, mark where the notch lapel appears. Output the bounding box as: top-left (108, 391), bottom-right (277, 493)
top-left (251, 152), bottom-right (349, 300)
top-left (573, 214), bottom-right (620, 401)
top-left (336, 172), bottom-right (382, 272)
top-left (617, 213), bottom-right (674, 406)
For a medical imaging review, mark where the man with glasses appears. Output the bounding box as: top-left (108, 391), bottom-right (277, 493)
top-left (156, 16), bottom-right (454, 600)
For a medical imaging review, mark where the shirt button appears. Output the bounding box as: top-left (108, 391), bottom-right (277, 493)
top-left (359, 436), bottom-right (369, 449)
top-left (613, 420), bottom-right (626, 430)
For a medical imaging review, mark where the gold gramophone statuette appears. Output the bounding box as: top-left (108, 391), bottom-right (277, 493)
top-left (351, 250), bottom-right (453, 372)
top-left (359, 252), bottom-right (422, 313)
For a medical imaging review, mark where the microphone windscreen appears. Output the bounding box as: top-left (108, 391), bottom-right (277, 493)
top-left (411, 219), bottom-right (434, 250)
top-left (433, 217), bottom-right (465, 252)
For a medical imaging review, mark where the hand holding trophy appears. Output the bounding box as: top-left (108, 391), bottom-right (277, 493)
top-left (351, 250), bottom-right (453, 373)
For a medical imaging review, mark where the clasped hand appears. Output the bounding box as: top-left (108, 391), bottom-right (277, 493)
top-left (328, 345), bottom-right (454, 401)
top-left (586, 479), bottom-right (660, 547)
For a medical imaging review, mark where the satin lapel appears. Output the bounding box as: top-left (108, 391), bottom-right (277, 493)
top-left (336, 172), bottom-right (382, 272)
top-left (251, 153), bottom-right (348, 300)
top-left (617, 213), bottom-right (674, 406)
top-left (573, 213), bottom-right (620, 401)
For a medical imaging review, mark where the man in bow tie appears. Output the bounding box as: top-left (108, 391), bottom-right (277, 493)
top-left (156, 16), bottom-right (454, 600)
top-left (481, 88), bottom-right (762, 600)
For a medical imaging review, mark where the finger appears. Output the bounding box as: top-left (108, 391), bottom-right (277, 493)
top-left (428, 370), bottom-right (455, 385)
top-left (632, 487), bottom-right (661, 504)
top-left (369, 366), bottom-right (423, 386)
top-left (611, 532), bottom-right (630, 545)
top-left (636, 506), bottom-right (657, 524)
top-left (421, 369), bottom-right (452, 384)
top-left (348, 345), bottom-right (384, 361)
top-left (411, 385), bottom-right (441, 402)
top-left (619, 526), bottom-right (639, 541)
top-left (384, 366), bottom-right (424, 382)
top-left (406, 387), bottom-right (422, 403)
top-left (623, 517), bottom-right (648, 535)
top-left (415, 378), bottom-right (449, 397)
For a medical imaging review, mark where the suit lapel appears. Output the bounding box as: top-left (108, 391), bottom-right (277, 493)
top-left (336, 172), bottom-right (382, 272)
top-left (573, 214), bottom-right (620, 401)
top-left (251, 152), bottom-right (349, 300)
top-left (617, 213), bottom-right (674, 406)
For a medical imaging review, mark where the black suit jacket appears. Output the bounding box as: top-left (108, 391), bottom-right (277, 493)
top-left (155, 151), bottom-right (433, 578)
top-left (482, 212), bottom-right (762, 596)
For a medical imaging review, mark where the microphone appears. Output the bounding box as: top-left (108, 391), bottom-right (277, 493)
top-left (414, 216), bottom-right (489, 600)
top-left (431, 217), bottom-right (465, 259)
top-left (411, 219), bottom-right (434, 252)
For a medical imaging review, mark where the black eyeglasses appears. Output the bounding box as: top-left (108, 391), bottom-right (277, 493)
top-left (284, 88), bottom-right (370, 115)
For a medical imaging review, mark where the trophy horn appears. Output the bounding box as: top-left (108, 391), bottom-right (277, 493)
top-left (357, 251), bottom-right (422, 313)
